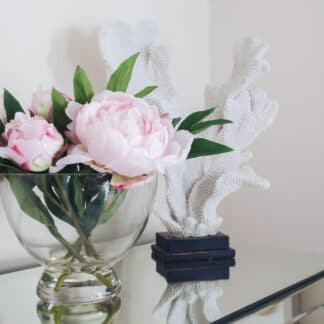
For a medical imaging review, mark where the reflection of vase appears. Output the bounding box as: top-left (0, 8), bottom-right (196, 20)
top-left (0, 173), bottom-right (156, 304)
top-left (37, 297), bottom-right (121, 323)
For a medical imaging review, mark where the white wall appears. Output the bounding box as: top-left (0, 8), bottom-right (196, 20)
top-left (1, 0), bottom-right (323, 273)
top-left (209, 0), bottom-right (324, 252)
top-left (0, 0), bottom-right (209, 272)
top-left (209, 1), bottom-right (324, 321)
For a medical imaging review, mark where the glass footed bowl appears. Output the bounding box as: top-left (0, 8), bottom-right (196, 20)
top-left (0, 173), bottom-right (157, 304)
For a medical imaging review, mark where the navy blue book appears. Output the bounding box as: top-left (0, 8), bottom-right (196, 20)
top-left (151, 244), bottom-right (235, 263)
top-left (152, 252), bottom-right (236, 269)
top-left (155, 261), bottom-right (232, 282)
top-left (156, 232), bottom-right (229, 253)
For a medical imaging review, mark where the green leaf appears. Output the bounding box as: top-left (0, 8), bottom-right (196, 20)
top-left (7, 176), bottom-right (55, 228)
top-left (172, 117), bottom-right (181, 128)
top-left (187, 138), bottom-right (233, 159)
top-left (106, 52), bottom-right (140, 92)
top-left (82, 175), bottom-right (106, 204)
top-left (98, 190), bottom-right (127, 225)
top-left (68, 176), bottom-right (84, 218)
top-left (189, 119), bottom-right (233, 134)
top-left (3, 89), bottom-right (24, 121)
top-left (135, 86), bottom-right (157, 98)
top-left (52, 89), bottom-right (70, 133)
top-left (73, 66), bottom-right (94, 104)
top-left (82, 189), bottom-right (107, 238)
top-left (72, 177), bottom-right (84, 213)
top-left (0, 120), bottom-right (5, 134)
top-left (0, 158), bottom-right (24, 173)
top-left (33, 175), bottom-right (74, 227)
top-left (178, 107), bottom-right (215, 131)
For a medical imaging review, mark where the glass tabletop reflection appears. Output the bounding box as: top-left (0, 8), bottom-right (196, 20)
top-left (0, 242), bottom-right (323, 324)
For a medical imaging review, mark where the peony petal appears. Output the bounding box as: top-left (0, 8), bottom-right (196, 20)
top-left (172, 130), bottom-right (194, 161)
top-left (74, 101), bottom-right (102, 144)
top-left (87, 163), bottom-right (112, 173)
top-left (65, 101), bottom-right (83, 120)
top-left (50, 144), bottom-right (93, 172)
top-left (22, 155), bottom-right (51, 172)
top-left (156, 130), bottom-right (194, 173)
top-left (86, 121), bottom-right (129, 165)
top-left (111, 172), bottom-right (156, 189)
top-left (107, 159), bottom-right (148, 177)
top-left (23, 118), bottom-right (48, 140)
top-left (0, 147), bottom-right (12, 160)
top-left (13, 139), bottom-right (43, 161)
top-left (65, 101), bottom-right (83, 144)
top-left (42, 126), bottom-right (64, 156)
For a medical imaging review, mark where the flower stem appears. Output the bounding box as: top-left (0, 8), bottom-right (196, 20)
top-left (49, 227), bottom-right (87, 263)
top-left (102, 298), bottom-right (121, 324)
top-left (95, 273), bottom-right (115, 292)
top-left (64, 237), bottom-right (83, 259)
top-left (54, 272), bottom-right (70, 292)
top-left (102, 312), bottom-right (114, 324)
top-left (54, 175), bottom-right (101, 259)
top-left (53, 308), bottom-right (63, 324)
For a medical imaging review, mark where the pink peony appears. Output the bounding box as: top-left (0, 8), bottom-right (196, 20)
top-left (53, 91), bottom-right (193, 187)
top-left (0, 112), bottom-right (64, 171)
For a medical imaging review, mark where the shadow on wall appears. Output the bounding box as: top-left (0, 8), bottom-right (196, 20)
top-left (47, 26), bottom-right (109, 92)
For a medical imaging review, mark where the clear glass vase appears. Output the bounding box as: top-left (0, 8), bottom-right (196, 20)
top-left (0, 173), bottom-right (157, 304)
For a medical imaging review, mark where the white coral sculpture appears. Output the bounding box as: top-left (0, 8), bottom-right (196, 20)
top-left (99, 21), bottom-right (278, 237)
top-left (153, 281), bottom-right (223, 324)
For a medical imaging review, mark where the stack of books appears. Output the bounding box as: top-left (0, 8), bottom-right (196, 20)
top-left (151, 232), bottom-right (236, 283)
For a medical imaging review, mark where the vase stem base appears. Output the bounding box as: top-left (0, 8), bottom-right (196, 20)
top-left (37, 268), bottom-right (121, 305)
top-left (37, 296), bottom-right (121, 323)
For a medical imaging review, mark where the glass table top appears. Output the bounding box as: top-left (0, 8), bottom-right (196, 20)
top-left (0, 241), bottom-right (323, 323)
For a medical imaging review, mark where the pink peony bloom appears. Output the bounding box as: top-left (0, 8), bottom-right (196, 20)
top-left (53, 90), bottom-right (193, 186)
top-left (0, 112), bottom-right (64, 171)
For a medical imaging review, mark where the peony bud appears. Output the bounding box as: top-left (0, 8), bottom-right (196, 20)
top-left (0, 112), bottom-right (63, 172)
top-left (30, 88), bottom-right (54, 121)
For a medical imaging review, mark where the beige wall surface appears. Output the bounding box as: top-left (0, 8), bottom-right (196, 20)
top-left (209, 0), bottom-right (324, 252)
top-left (0, 0), bottom-right (209, 272)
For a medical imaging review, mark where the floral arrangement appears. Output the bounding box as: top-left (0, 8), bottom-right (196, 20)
top-left (0, 53), bottom-right (233, 275)
top-left (0, 53), bottom-right (232, 184)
